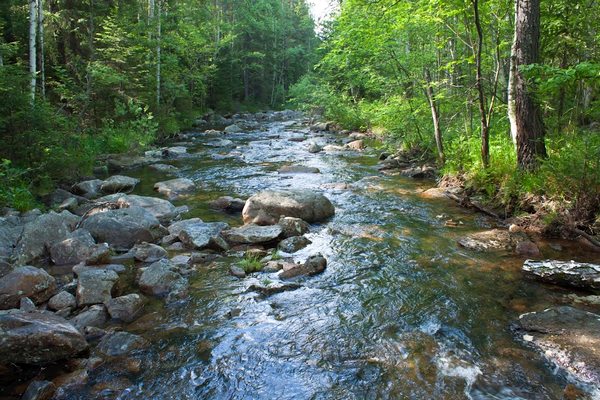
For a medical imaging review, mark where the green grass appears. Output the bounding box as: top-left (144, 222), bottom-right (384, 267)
top-left (238, 255), bottom-right (263, 273)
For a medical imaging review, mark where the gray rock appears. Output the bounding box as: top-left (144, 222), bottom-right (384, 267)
top-left (0, 218), bottom-right (23, 273)
top-left (0, 310), bottom-right (88, 364)
top-left (97, 194), bottom-right (185, 223)
top-left (81, 206), bottom-right (165, 250)
top-left (278, 236), bottom-right (312, 253)
top-left (224, 124), bottom-right (242, 134)
top-left (49, 229), bottom-right (96, 266)
top-left (229, 265), bottom-right (246, 278)
top-left (277, 165), bottom-right (320, 174)
top-left (22, 380), bottom-right (56, 400)
top-left (178, 221), bottom-right (230, 251)
top-left (85, 243), bottom-right (111, 265)
top-left (514, 306), bottom-right (600, 391)
top-left (307, 142), bottom-right (322, 153)
top-left (243, 190), bottom-right (335, 225)
top-left (106, 294), bottom-right (145, 322)
top-left (20, 297), bottom-right (37, 311)
top-left (209, 196), bottom-right (246, 213)
top-left (149, 163), bottom-right (179, 173)
top-left (48, 291), bottom-right (76, 311)
top-left (76, 269), bottom-right (119, 306)
top-left (154, 178), bottom-right (196, 200)
top-left (70, 304), bottom-right (108, 330)
top-left (96, 331), bottom-right (149, 357)
top-left (278, 217), bottom-right (310, 238)
top-left (138, 259), bottom-right (188, 297)
top-left (222, 224), bottom-right (283, 245)
top-left (310, 122), bottom-right (330, 132)
top-left (13, 211), bottom-right (80, 266)
top-left (73, 263), bottom-right (126, 276)
top-left (0, 266), bottom-right (56, 310)
top-left (458, 229), bottom-right (514, 252)
top-left (71, 179), bottom-right (104, 199)
top-left (100, 175), bottom-right (140, 194)
top-left (400, 165), bottom-right (436, 179)
top-left (129, 242), bottom-right (167, 263)
top-left (168, 218), bottom-right (204, 236)
top-left (280, 254), bottom-right (327, 279)
top-left (57, 197), bottom-right (79, 213)
top-left (523, 260), bottom-right (600, 291)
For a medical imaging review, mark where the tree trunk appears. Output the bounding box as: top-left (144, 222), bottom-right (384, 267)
top-left (156, 0), bottom-right (161, 110)
top-left (37, 0), bottom-right (45, 99)
top-left (473, 0), bottom-right (489, 168)
top-left (425, 69), bottom-right (444, 165)
top-left (508, 0), bottom-right (547, 170)
top-left (29, 0), bottom-right (37, 104)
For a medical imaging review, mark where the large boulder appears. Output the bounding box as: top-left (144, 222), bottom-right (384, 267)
top-left (523, 260), bottom-right (600, 291)
top-left (97, 194), bottom-right (185, 223)
top-left (0, 310), bottom-right (88, 365)
top-left (0, 217), bottom-right (23, 272)
top-left (514, 306), bottom-right (600, 391)
top-left (280, 254), bottom-right (327, 279)
top-left (209, 196), bottom-right (246, 213)
top-left (176, 220), bottom-right (229, 251)
top-left (96, 331), bottom-right (148, 357)
top-left (222, 224), bottom-right (283, 245)
top-left (106, 294), bottom-right (146, 322)
top-left (100, 175), bottom-right (140, 194)
top-left (153, 178), bottom-right (196, 200)
top-left (0, 266), bottom-right (56, 310)
top-left (138, 259), bottom-right (188, 298)
top-left (69, 304), bottom-right (108, 331)
top-left (223, 124), bottom-right (242, 134)
top-left (49, 229), bottom-right (96, 266)
top-left (242, 190), bottom-right (335, 225)
top-left (12, 211), bottom-right (80, 266)
top-left (80, 206), bottom-right (165, 250)
top-left (76, 269), bottom-right (119, 306)
top-left (458, 229), bottom-right (539, 255)
top-left (128, 242), bottom-right (167, 263)
top-left (71, 179), bottom-right (104, 199)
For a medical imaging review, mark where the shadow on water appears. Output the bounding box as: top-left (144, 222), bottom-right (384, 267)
top-left (81, 121), bottom-right (600, 399)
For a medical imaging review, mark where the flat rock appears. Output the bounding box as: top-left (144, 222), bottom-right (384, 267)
top-left (138, 259), bottom-right (188, 297)
top-left (100, 175), bottom-right (140, 194)
top-left (0, 310), bottom-right (88, 365)
top-left (106, 294), bottom-right (146, 322)
top-left (209, 196), bottom-right (246, 213)
top-left (81, 206), bottom-right (165, 250)
top-left (523, 260), bottom-right (600, 291)
top-left (278, 236), bottom-right (312, 253)
top-left (242, 190), bottom-right (335, 225)
top-left (458, 229), bottom-right (537, 254)
top-left (223, 124), bottom-right (242, 134)
top-left (96, 331), bottom-right (148, 357)
top-left (154, 178), bottom-right (196, 200)
top-left (278, 165), bottom-right (320, 174)
top-left (76, 269), bottom-right (119, 306)
top-left (229, 265), bottom-right (246, 278)
top-left (148, 163), bottom-right (179, 173)
top-left (98, 194), bottom-right (185, 223)
top-left (177, 221), bottom-right (229, 251)
top-left (280, 254), bottom-right (327, 279)
top-left (514, 306), bottom-right (600, 391)
top-left (222, 224), bottom-right (283, 244)
top-left (0, 266), bottom-right (56, 310)
top-left (129, 242), bottom-right (168, 263)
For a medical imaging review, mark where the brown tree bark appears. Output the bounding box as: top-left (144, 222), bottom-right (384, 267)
top-left (509, 0), bottom-right (547, 170)
top-left (472, 0), bottom-right (489, 168)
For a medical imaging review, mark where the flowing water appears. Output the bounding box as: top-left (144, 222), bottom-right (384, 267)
top-left (70, 119), bottom-right (600, 399)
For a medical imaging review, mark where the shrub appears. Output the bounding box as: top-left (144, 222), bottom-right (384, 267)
top-left (238, 255), bottom-right (263, 273)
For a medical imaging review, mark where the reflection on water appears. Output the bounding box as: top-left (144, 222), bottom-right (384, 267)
top-left (80, 121), bottom-right (600, 399)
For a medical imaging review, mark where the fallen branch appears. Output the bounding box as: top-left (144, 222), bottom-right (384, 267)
top-left (570, 227), bottom-right (600, 250)
top-left (445, 192), bottom-right (500, 219)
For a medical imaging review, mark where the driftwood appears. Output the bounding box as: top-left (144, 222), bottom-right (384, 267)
top-left (570, 227), bottom-right (600, 250)
top-left (444, 192), bottom-right (500, 219)
top-left (523, 259), bottom-right (600, 290)
top-left (75, 201), bottom-right (128, 229)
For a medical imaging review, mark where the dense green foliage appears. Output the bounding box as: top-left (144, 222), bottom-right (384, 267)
top-left (290, 0), bottom-right (600, 228)
top-left (0, 0), bottom-right (316, 208)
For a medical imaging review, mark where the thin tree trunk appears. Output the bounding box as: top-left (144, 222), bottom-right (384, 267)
top-left (37, 0), bottom-right (45, 99)
top-left (425, 69), bottom-right (444, 165)
top-left (156, 0), bottom-right (161, 110)
top-left (510, 0), bottom-right (547, 170)
top-left (473, 0), bottom-right (489, 167)
top-left (29, 0), bottom-right (37, 104)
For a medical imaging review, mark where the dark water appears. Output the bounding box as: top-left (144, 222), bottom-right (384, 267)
top-left (80, 120), bottom-right (600, 399)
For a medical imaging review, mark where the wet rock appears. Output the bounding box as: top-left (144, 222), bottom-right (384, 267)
top-left (22, 380), bottom-right (56, 400)
top-left (0, 266), bottom-right (56, 310)
top-left (523, 260), bottom-right (600, 291)
top-left (13, 211), bottom-right (80, 266)
top-left (457, 229), bottom-right (514, 252)
top-left (209, 196), bottom-right (246, 213)
top-left (177, 221), bottom-right (230, 251)
top-left (514, 306), bottom-right (600, 391)
top-left (163, 146), bottom-right (188, 158)
top-left (278, 236), bottom-right (311, 253)
top-left (76, 269), bottom-right (119, 306)
top-left (129, 242), bottom-right (168, 263)
top-left (515, 240), bottom-right (541, 257)
top-left (168, 218), bottom-right (203, 236)
top-left (85, 243), bottom-right (111, 265)
top-left (205, 139), bottom-right (234, 147)
top-left (20, 297), bottom-right (36, 311)
top-left (278, 165), bottom-right (320, 174)
top-left (322, 144), bottom-right (345, 152)
top-left (71, 179), bottom-right (104, 199)
top-left (189, 252), bottom-right (220, 264)
top-left (242, 190), bottom-right (335, 225)
top-left (90, 377), bottom-right (132, 399)
top-left (52, 369), bottom-right (89, 398)
top-left (48, 291), bottom-right (76, 311)
top-left (49, 229), bottom-right (96, 266)
top-left (148, 163), bottom-right (179, 173)
top-left (138, 259), bottom-right (188, 297)
top-left (349, 132), bottom-right (368, 140)
top-left (248, 282), bottom-right (301, 297)
top-left (170, 254), bottom-right (191, 267)
top-left (311, 122), bottom-right (330, 132)
top-left (73, 263), bottom-right (126, 276)
top-left (106, 294), bottom-right (145, 322)
top-left (307, 142), bottom-right (322, 153)
top-left (81, 206), bottom-right (165, 250)
top-left (420, 188), bottom-right (449, 199)
top-left (222, 224), bottom-right (283, 245)
top-left (0, 310), bottom-right (88, 364)
top-left (280, 254), bottom-right (327, 279)
top-left (100, 175), bottom-right (140, 194)
top-left (154, 178), bottom-right (196, 200)
top-left (345, 139), bottom-right (365, 151)
top-left (57, 197), bottom-right (78, 213)
top-left (96, 331), bottom-right (149, 357)
top-left (0, 217), bottom-right (23, 273)
top-left (224, 124), bottom-right (242, 134)
top-left (229, 265), bottom-right (246, 278)
top-left (98, 193), bottom-right (186, 223)
top-left (400, 165), bottom-right (437, 179)
top-left (70, 305), bottom-right (108, 331)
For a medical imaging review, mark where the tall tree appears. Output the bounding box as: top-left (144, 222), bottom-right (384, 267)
top-left (508, 0), bottom-right (547, 170)
top-left (28, 0), bottom-right (37, 103)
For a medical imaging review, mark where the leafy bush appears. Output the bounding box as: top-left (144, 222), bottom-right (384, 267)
top-left (0, 160), bottom-right (38, 211)
top-left (238, 255), bottom-right (263, 273)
